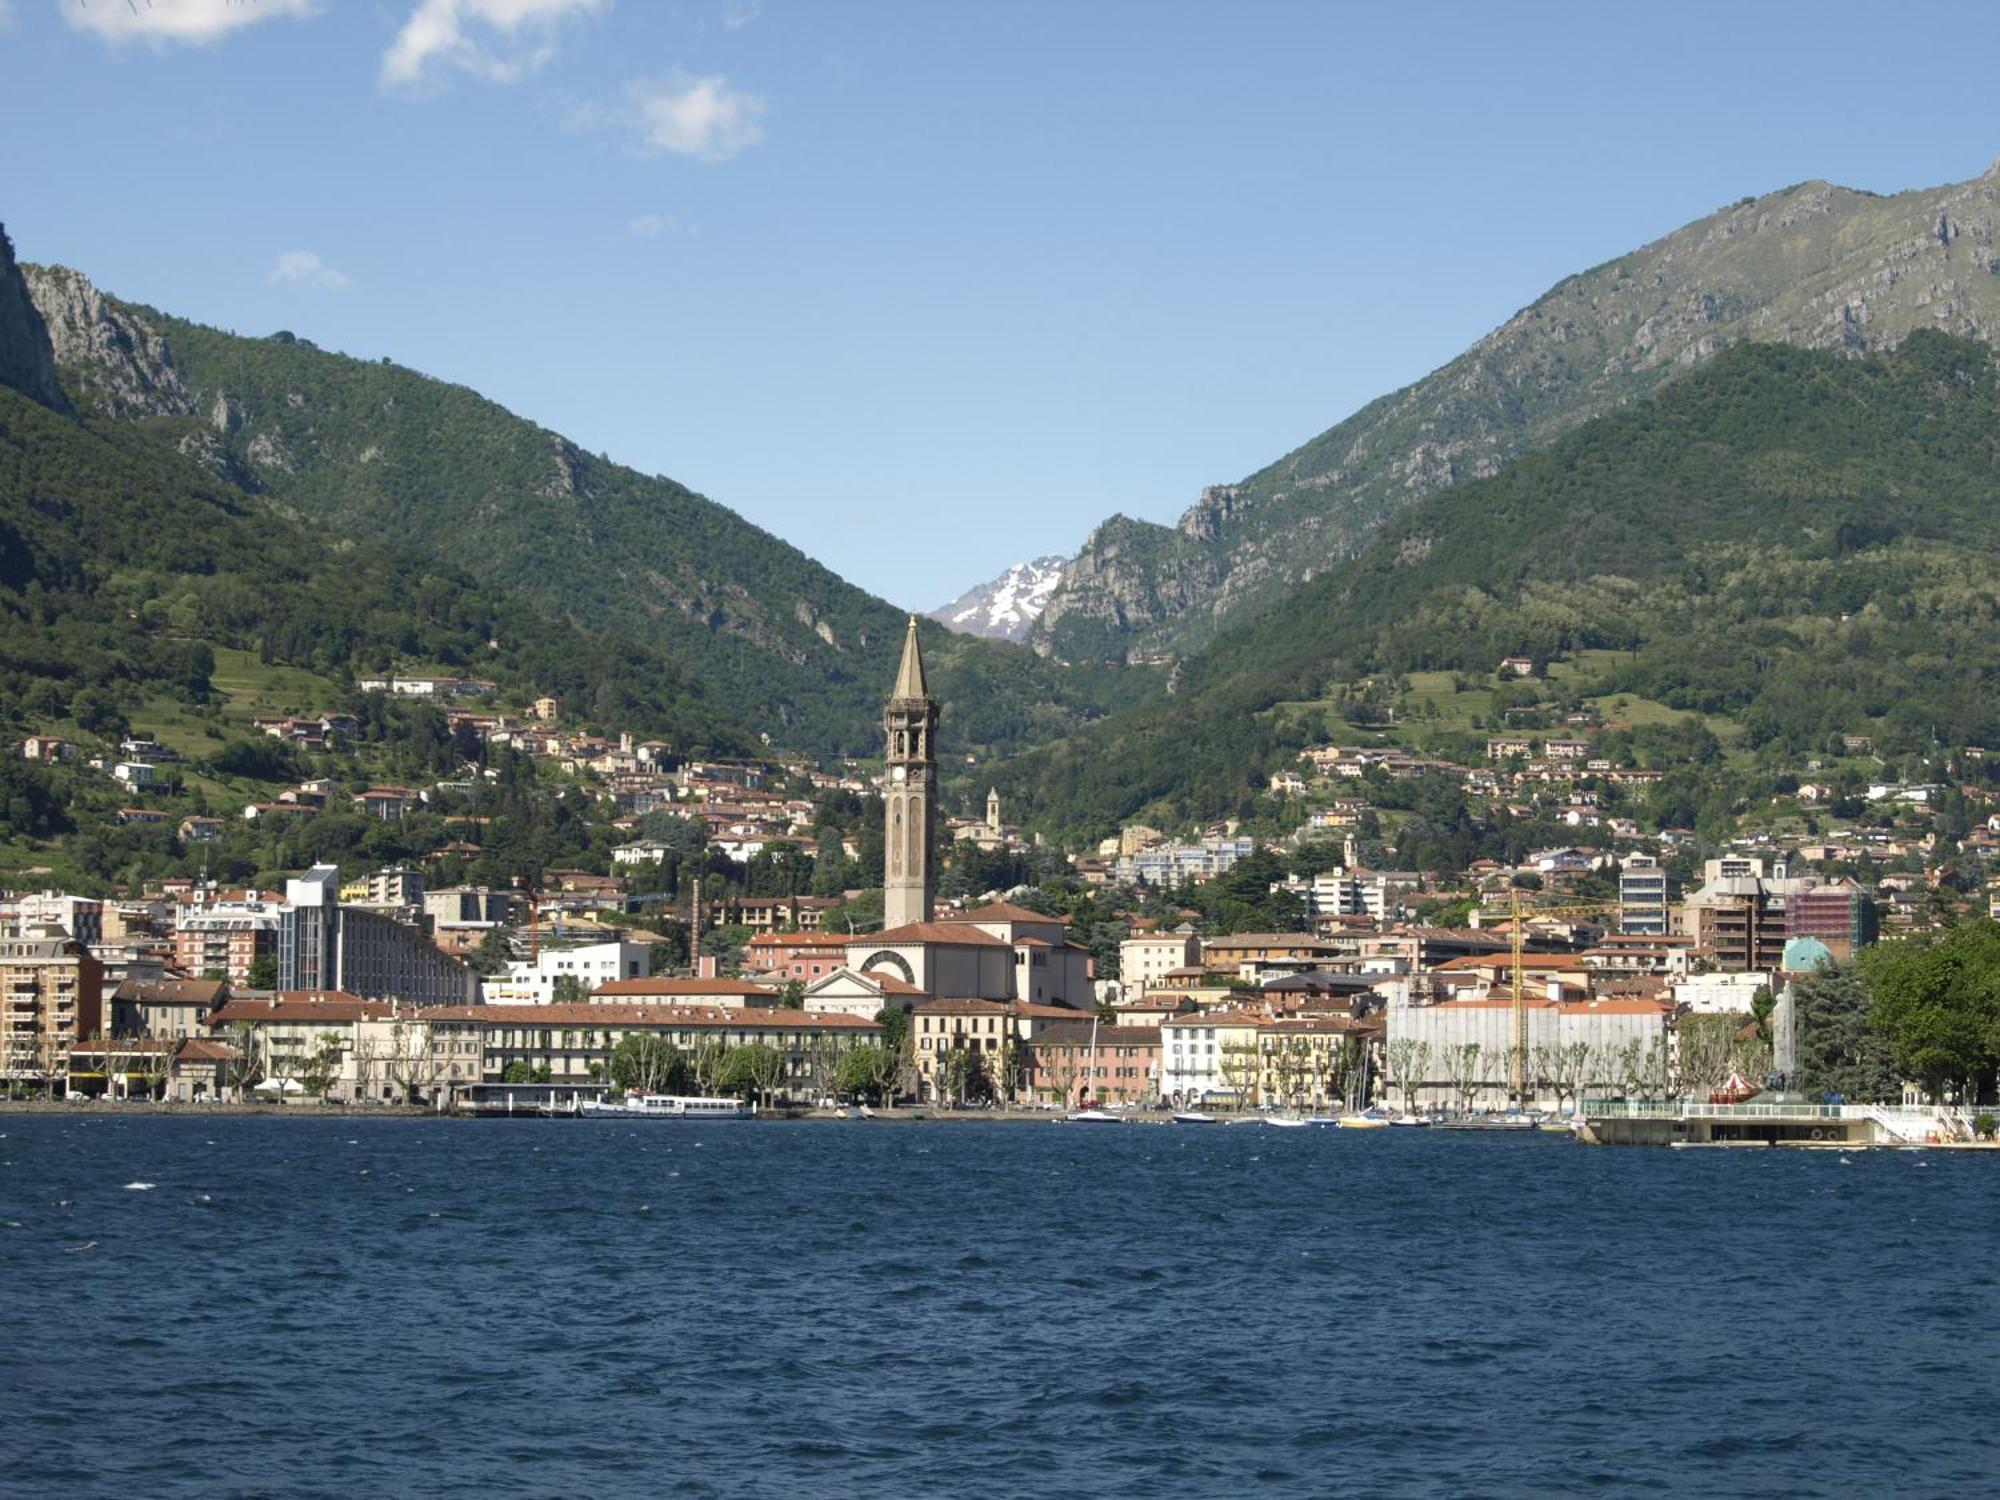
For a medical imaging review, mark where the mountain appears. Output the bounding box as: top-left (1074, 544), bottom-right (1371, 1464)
top-left (928, 556), bottom-right (1066, 642)
top-left (1031, 157), bottom-right (2000, 664)
top-left (0, 228), bottom-right (752, 769)
top-left (0, 230), bottom-right (66, 415)
top-left (20, 259), bottom-right (1156, 760)
top-left (1001, 331), bottom-right (2000, 841)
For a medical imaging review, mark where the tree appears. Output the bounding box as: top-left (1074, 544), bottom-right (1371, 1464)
top-left (1218, 1040), bottom-right (1262, 1111)
top-left (1449, 1042), bottom-right (1487, 1113)
top-left (1386, 1037), bottom-right (1432, 1115)
top-left (689, 1039), bottom-right (730, 1097)
top-left (1789, 967), bottom-right (1899, 1101)
top-left (992, 1039), bottom-right (1018, 1105)
top-left (835, 1044), bottom-right (898, 1105)
top-left (937, 1046), bottom-right (974, 1108)
top-left (551, 975), bottom-right (590, 1002)
top-left (384, 1021), bottom-right (445, 1106)
top-left (245, 954), bottom-right (279, 991)
top-left (1674, 1015), bottom-right (1743, 1096)
top-left (222, 1022), bottom-right (264, 1100)
top-left (610, 1034), bottom-right (686, 1095)
top-left (873, 1006), bottom-right (909, 1054)
top-left (1860, 920), bottom-right (2000, 1102)
top-left (1533, 1040), bottom-right (1593, 1113)
top-left (469, 926), bottom-right (517, 978)
top-left (301, 1034), bottom-right (346, 1100)
top-left (720, 1042), bottom-right (788, 1109)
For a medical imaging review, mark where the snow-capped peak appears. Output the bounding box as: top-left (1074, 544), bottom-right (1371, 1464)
top-left (927, 556), bottom-right (1068, 642)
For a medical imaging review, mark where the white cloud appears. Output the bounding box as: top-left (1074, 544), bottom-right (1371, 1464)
top-left (381, 0), bottom-right (606, 89)
top-left (0, 2), bottom-right (15, 33)
top-left (267, 250), bottom-right (350, 291)
top-left (573, 71), bottom-right (766, 163)
top-left (64, 0), bottom-right (317, 46)
top-left (720, 0), bottom-right (759, 29)
top-left (627, 213), bottom-right (675, 238)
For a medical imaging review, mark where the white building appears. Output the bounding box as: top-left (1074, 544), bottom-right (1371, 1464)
top-left (481, 940), bottom-right (651, 1005)
top-left (1670, 972), bottom-right (1768, 1015)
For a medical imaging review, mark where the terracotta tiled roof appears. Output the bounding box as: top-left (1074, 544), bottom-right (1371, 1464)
top-left (945, 901), bottom-right (1067, 926)
top-left (855, 922), bottom-right (1011, 947)
top-left (593, 978), bottom-right (778, 998)
top-left (115, 978), bottom-right (227, 1005)
top-left (210, 992), bottom-right (402, 1024)
top-left (426, 1003), bottom-right (879, 1030)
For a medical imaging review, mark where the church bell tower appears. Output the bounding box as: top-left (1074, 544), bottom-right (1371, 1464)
top-left (883, 615), bottom-right (938, 928)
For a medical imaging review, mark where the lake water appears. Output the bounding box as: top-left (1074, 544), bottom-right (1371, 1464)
top-left (0, 1116), bottom-right (1993, 1498)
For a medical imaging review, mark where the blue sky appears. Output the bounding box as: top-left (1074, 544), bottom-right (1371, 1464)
top-left (2, 1), bottom-right (1997, 609)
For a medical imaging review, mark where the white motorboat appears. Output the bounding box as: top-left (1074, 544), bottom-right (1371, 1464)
top-left (1265, 1114), bottom-right (1312, 1128)
top-left (581, 1094), bottom-right (755, 1120)
top-left (1171, 1111), bottom-right (1218, 1125)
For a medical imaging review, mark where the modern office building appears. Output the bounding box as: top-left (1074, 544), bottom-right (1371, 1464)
top-left (279, 866), bottom-right (475, 1007)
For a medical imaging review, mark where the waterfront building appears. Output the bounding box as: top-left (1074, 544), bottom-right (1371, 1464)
top-left (0, 931), bottom-right (104, 1089)
top-left (278, 866), bottom-right (476, 1007)
top-left (111, 977), bottom-right (227, 1040)
top-left (1024, 1021), bottom-right (1161, 1106)
top-left (1160, 1007), bottom-right (1265, 1108)
top-left (909, 997), bottom-right (1082, 1101)
top-left (423, 1002), bottom-right (882, 1104)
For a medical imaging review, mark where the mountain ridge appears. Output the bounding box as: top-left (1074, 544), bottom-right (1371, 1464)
top-left (1030, 156), bottom-right (2000, 663)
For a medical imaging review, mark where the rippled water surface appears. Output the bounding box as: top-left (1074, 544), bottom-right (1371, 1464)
top-left (1, 1116), bottom-right (1994, 1498)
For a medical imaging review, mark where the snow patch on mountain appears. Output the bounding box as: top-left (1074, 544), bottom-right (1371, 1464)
top-left (928, 556), bottom-right (1068, 642)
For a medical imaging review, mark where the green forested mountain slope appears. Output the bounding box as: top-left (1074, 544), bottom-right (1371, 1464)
top-left (22, 262), bottom-right (1153, 758)
top-left (0, 379), bottom-right (751, 755)
top-left (1004, 333), bottom-right (2000, 839)
top-left (1032, 159), bottom-right (2000, 664)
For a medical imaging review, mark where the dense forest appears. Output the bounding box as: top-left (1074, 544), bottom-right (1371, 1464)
top-left (0, 383), bottom-right (751, 754)
top-left (1001, 334), bottom-right (2000, 840)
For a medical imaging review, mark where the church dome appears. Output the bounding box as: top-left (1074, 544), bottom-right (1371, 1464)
top-left (1781, 936), bottom-right (1834, 973)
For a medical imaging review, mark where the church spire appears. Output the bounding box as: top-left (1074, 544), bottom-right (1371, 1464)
top-left (892, 614), bottom-right (930, 701)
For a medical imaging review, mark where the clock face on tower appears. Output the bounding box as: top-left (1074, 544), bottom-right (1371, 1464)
top-left (891, 766), bottom-right (907, 782)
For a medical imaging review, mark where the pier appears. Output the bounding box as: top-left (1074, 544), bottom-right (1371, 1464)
top-left (1577, 1099), bottom-right (1975, 1147)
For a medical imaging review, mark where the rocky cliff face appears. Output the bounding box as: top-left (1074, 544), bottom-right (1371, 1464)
top-left (0, 226), bottom-right (69, 414)
top-left (22, 264), bottom-right (194, 420)
top-left (1031, 157), bottom-right (2000, 661)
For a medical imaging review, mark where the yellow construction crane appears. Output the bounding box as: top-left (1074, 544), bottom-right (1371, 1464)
top-left (1503, 888), bottom-right (1622, 1105)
